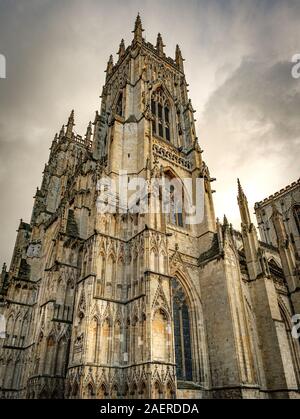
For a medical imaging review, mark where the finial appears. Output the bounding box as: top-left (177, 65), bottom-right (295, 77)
top-left (66, 110), bottom-right (75, 140)
top-left (85, 121), bottom-right (92, 144)
top-left (105, 55), bottom-right (114, 79)
top-left (132, 13), bottom-right (144, 43)
top-left (51, 133), bottom-right (58, 151)
top-left (223, 214), bottom-right (229, 227)
top-left (156, 33), bottom-right (165, 56)
top-left (118, 39), bottom-right (126, 59)
top-left (175, 44), bottom-right (185, 71)
top-left (2, 263), bottom-right (7, 274)
top-left (237, 178), bottom-right (244, 197)
top-left (93, 110), bottom-right (99, 125)
top-left (271, 200), bottom-right (280, 217)
top-left (59, 125), bottom-right (65, 140)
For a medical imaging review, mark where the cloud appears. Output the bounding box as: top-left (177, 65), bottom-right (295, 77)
top-left (200, 58), bottom-right (300, 227)
top-left (0, 0), bottom-right (300, 265)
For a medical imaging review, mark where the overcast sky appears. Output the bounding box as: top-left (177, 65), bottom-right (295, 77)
top-left (0, 0), bottom-right (299, 267)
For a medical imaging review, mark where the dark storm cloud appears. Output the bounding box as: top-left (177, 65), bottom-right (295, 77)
top-left (0, 0), bottom-right (300, 265)
top-left (200, 58), bottom-right (300, 226)
top-left (203, 58), bottom-right (300, 152)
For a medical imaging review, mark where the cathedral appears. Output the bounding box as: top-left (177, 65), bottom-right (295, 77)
top-left (0, 15), bottom-right (300, 399)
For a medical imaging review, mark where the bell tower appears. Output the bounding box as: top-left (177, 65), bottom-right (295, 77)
top-left (66, 15), bottom-right (216, 399)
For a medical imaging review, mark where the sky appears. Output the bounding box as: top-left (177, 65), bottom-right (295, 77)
top-left (0, 0), bottom-right (299, 267)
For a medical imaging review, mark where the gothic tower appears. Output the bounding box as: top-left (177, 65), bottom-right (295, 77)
top-left (0, 15), bottom-right (299, 400)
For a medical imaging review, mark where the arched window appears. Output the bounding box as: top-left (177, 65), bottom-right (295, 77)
top-left (151, 88), bottom-right (171, 142)
top-left (171, 278), bottom-right (193, 381)
top-left (293, 205), bottom-right (300, 234)
top-left (169, 184), bottom-right (184, 227)
top-left (55, 336), bottom-right (68, 376)
top-left (164, 174), bottom-right (184, 228)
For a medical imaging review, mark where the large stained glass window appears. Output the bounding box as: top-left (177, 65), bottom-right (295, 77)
top-left (171, 278), bottom-right (193, 381)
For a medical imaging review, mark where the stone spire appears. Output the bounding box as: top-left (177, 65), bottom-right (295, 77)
top-left (105, 55), bottom-right (114, 80)
top-left (2, 263), bottom-right (7, 275)
top-left (117, 39), bottom-right (126, 60)
top-left (237, 179), bottom-right (251, 227)
top-left (132, 13), bottom-right (144, 44)
top-left (223, 214), bottom-right (229, 228)
top-left (85, 122), bottom-right (92, 145)
top-left (175, 44), bottom-right (184, 72)
top-left (66, 110), bottom-right (75, 140)
top-left (156, 33), bottom-right (165, 56)
top-left (50, 133), bottom-right (58, 154)
top-left (59, 125), bottom-right (65, 140)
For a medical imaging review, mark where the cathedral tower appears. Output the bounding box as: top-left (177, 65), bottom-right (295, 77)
top-left (0, 15), bottom-right (299, 400)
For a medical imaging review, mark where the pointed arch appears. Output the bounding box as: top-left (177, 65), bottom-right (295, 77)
top-left (113, 320), bottom-right (122, 365)
top-left (153, 381), bottom-right (163, 399)
top-left (44, 334), bottom-right (56, 375)
top-left (64, 277), bottom-right (75, 308)
top-left (86, 382), bottom-right (95, 399)
top-left (111, 384), bottom-right (119, 399)
top-left (20, 311), bottom-right (29, 346)
top-left (166, 381), bottom-right (176, 399)
top-left (171, 277), bottom-right (193, 381)
top-left (278, 299), bottom-right (300, 386)
top-left (130, 382), bottom-right (138, 399)
top-left (152, 307), bottom-right (170, 362)
top-left (151, 85), bottom-right (173, 143)
top-left (55, 334), bottom-right (69, 376)
top-left (98, 383), bottom-right (108, 399)
top-left (106, 253), bottom-right (116, 298)
top-left (87, 316), bottom-right (99, 363)
top-left (170, 268), bottom-right (209, 386)
top-left (139, 381), bottom-right (147, 399)
top-left (163, 168), bottom-right (187, 228)
top-left (100, 318), bottom-right (111, 364)
top-left (72, 381), bottom-right (80, 399)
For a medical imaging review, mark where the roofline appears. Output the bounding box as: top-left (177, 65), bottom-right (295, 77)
top-left (254, 178), bottom-right (300, 208)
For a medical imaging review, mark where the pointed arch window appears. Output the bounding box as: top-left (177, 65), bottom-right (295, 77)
top-left (293, 205), bottom-right (300, 234)
top-left (171, 278), bottom-right (192, 381)
top-left (151, 88), bottom-right (171, 142)
top-left (164, 174), bottom-right (184, 228)
top-left (169, 185), bottom-right (184, 227)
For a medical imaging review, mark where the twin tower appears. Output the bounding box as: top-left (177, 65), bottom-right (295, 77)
top-left (0, 15), bottom-right (299, 399)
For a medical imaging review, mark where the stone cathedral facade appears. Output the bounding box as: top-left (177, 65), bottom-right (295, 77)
top-left (0, 16), bottom-right (300, 399)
